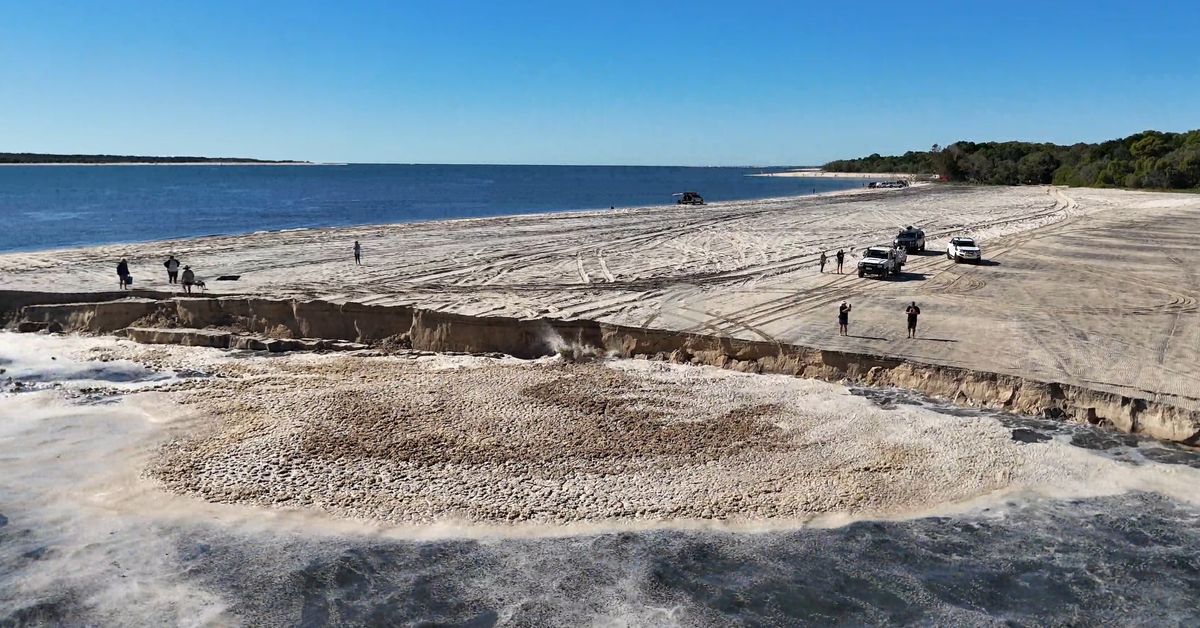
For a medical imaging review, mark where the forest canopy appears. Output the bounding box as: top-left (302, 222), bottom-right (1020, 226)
top-left (823, 130), bottom-right (1200, 189)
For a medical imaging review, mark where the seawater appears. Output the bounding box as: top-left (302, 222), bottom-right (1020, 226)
top-left (0, 165), bottom-right (859, 253)
top-left (2, 332), bottom-right (1199, 626)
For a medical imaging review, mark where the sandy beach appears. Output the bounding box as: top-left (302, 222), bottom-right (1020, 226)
top-left (5, 183), bottom-right (1200, 415)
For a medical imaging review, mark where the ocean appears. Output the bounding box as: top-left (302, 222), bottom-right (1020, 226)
top-left (0, 164), bottom-right (858, 253)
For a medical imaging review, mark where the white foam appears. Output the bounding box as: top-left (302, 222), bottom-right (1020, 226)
top-left (2, 331), bottom-right (1200, 624)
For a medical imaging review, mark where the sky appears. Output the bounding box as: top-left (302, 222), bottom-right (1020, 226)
top-left (1, 1), bottom-right (1197, 166)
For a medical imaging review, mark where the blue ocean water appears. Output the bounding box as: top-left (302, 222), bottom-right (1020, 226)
top-left (0, 164), bottom-right (859, 253)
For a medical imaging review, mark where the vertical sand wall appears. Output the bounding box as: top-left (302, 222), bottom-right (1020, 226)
top-left (4, 291), bottom-right (1198, 445)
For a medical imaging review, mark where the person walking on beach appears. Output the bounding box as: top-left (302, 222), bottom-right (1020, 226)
top-left (835, 249), bottom-right (845, 274)
top-left (117, 259), bottom-right (131, 290)
top-left (181, 265), bottom-right (196, 294)
top-left (819, 251), bottom-right (828, 273)
top-left (354, 240), bottom-right (362, 266)
top-left (906, 301), bottom-right (921, 338)
top-left (164, 255), bottom-right (181, 284)
top-left (838, 301), bottom-right (852, 336)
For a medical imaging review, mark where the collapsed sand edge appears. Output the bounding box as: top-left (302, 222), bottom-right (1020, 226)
top-left (5, 290), bottom-right (1198, 445)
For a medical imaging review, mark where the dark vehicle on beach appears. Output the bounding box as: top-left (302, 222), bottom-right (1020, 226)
top-left (674, 191), bottom-right (705, 205)
top-left (893, 226), bottom-right (926, 252)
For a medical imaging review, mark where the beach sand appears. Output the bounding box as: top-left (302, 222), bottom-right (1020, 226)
top-left (4, 184), bottom-right (1200, 412)
top-left (5, 186), bottom-right (1200, 623)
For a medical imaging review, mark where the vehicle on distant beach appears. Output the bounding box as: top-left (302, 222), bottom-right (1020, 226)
top-left (868, 180), bottom-right (909, 189)
top-left (674, 191), bottom-right (705, 205)
top-left (857, 246), bottom-right (900, 278)
top-left (893, 226), bottom-right (926, 253)
top-left (946, 237), bottom-right (982, 263)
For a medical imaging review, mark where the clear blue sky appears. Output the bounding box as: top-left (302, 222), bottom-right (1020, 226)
top-left (2, 1), bottom-right (1197, 165)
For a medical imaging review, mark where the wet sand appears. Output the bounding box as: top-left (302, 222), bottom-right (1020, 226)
top-left (4, 324), bottom-right (1200, 624)
top-left (9, 333), bottom-right (1199, 528)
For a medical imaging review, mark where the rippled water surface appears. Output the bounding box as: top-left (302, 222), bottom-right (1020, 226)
top-left (0, 165), bottom-right (860, 252)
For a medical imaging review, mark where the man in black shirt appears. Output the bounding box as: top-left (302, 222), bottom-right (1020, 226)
top-left (117, 259), bottom-right (130, 290)
top-left (838, 301), bottom-right (852, 336)
top-left (906, 301), bottom-right (921, 338)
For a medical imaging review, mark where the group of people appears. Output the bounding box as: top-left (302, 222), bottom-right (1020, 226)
top-left (116, 240), bottom-right (364, 295)
top-left (838, 300), bottom-right (922, 338)
top-left (818, 248), bottom-right (924, 338)
top-left (115, 255), bottom-right (197, 293)
top-left (819, 249), bottom-right (847, 274)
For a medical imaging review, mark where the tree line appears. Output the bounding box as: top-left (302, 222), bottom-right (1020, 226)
top-left (823, 129), bottom-right (1200, 189)
top-left (0, 152), bottom-right (303, 164)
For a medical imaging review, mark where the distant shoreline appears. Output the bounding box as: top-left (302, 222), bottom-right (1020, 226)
top-left (750, 169), bottom-right (924, 180)
top-left (0, 161), bottom-right (320, 167)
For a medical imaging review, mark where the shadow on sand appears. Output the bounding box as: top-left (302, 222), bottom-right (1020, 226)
top-left (888, 271), bottom-right (929, 282)
top-left (940, 255), bottom-right (1001, 267)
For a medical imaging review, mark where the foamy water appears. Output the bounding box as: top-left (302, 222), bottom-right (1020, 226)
top-left (2, 332), bottom-right (1199, 625)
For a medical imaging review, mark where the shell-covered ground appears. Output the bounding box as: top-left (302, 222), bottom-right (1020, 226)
top-left (131, 345), bottom-right (1191, 525)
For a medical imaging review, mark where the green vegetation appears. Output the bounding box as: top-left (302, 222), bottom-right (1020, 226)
top-left (0, 152), bottom-right (303, 164)
top-left (824, 130), bottom-right (1200, 190)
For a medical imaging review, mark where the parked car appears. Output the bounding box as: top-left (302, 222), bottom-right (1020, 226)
top-left (673, 191), bottom-right (705, 205)
top-left (946, 237), bottom-right (982, 263)
top-left (858, 246), bottom-right (900, 278)
top-left (893, 226), bottom-right (926, 253)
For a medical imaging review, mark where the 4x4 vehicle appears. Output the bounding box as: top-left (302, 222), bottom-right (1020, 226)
top-left (858, 246), bottom-right (899, 278)
top-left (674, 191), bottom-right (705, 205)
top-left (946, 237), bottom-right (982, 263)
top-left (893, 226), bottom-right (925, 253)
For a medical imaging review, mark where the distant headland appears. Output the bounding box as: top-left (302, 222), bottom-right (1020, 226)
top-left (0, 152), bottom-right (309, 165)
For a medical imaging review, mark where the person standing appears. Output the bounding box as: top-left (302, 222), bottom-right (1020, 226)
top-left (906, 301), bottom-right (921, 338)
top-left (838, 301), bottom-right (852, 336)
top-left (835, 249), bottom-right (845, 274)
top-left (819, 251), bottom-right (828, 273)
top-left (354, 240), bottom-right (362, 266)
top-left (164, 255), bottom-right (181, 284)
top-left (117, 259), bottom-right (130, 290)
top-left (181, 265), bottom-right (196, 294)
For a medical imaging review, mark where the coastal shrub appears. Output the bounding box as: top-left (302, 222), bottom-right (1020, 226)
top-left (824, 129), bottom-right (1200, 190)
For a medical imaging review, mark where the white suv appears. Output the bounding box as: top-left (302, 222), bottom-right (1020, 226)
top-left (858, 246), bottom-right (900, 278)
top-left (946, 237), bottom-right (982, 263)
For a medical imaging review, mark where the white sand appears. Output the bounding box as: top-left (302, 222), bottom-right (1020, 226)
top-left (4, 184), bottom-right (1200, 411)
